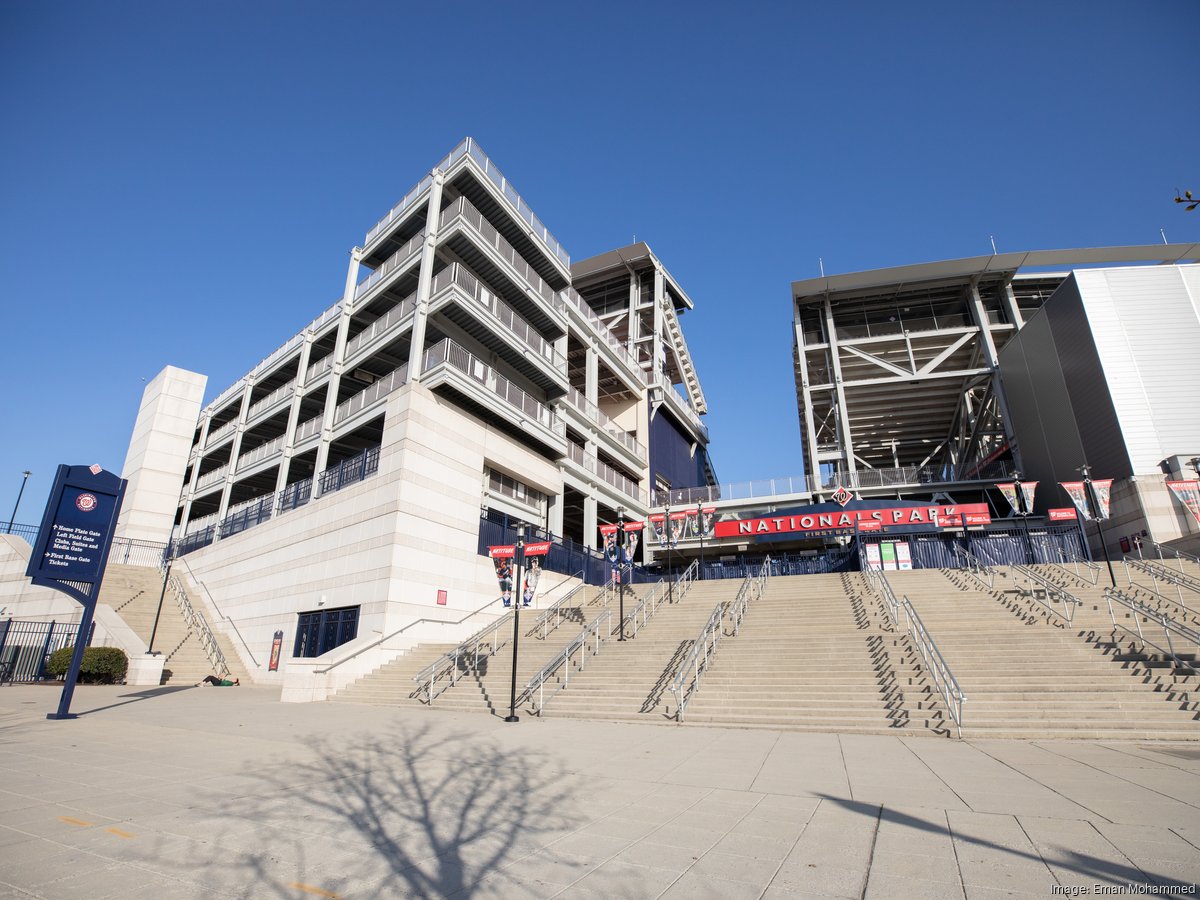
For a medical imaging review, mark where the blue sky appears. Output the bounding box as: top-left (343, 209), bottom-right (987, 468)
top-left (1, 1), bottom-right (1197, 524)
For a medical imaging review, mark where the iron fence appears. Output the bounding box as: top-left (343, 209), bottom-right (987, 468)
top-left (0, 619), bottom-right (94, 683)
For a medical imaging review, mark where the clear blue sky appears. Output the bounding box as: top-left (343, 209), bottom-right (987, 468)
top-left (2, 1), bottom-right (1197, 524)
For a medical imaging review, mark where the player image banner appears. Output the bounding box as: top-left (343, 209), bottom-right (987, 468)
top-left (1167, 480), bottom-right (1200, 527)
top-left (1060, 482), bottom-right (1091, 519)
top-left (997, 483), bottom-right (1021, 515)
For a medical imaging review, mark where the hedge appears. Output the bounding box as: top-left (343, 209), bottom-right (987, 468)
top-left (45, 647), bottom-right (128, 683)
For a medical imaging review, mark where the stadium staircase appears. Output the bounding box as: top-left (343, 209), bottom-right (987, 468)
top-left (678, 572), bottom-right (942, 734)
top-left (892, 566), bottom-right (1200, 739)
top-left (332, 578), bottom-right (618, 712)
top-left (104, 564), bottom-right (246, 685)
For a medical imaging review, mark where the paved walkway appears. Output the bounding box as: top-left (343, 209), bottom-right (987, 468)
top-left (1, 684), bottom-right (1199, 898)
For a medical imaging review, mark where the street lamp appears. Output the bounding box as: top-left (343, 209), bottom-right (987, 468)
top-left (1011, 472), bottom-right (1033, 564)
top-left (1078, 464), bottom-right (1116, 587)
top-left (616, 507), bottom-right (626, 641)
top-left (664, 505), bottom-right (674, 604)
top-left (505, 523), bottom-right (527, 723)
top-left (6, 471), bottom-right (31, 535)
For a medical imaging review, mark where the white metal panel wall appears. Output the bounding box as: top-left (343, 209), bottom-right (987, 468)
top-left (1075, 267), bottom-right (1200, 474)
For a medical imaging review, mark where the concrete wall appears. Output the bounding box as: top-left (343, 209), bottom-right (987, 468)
top-left (179, 381), bottom-right (566, 686)
top-left (116, 366), bottom-right (207, 544)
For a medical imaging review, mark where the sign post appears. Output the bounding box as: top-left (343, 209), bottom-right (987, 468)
top-left (25, 465), bottom-right (127, 720)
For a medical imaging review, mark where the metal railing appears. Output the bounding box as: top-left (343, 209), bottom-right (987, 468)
top-left (560, 286), bottom-right (646, 380)
top-left (1103, 588), bottom-right (1200, 674)
top-left (565, 443), bottom-right (646, 505)
top-left (161, 562), bottom-right (229, 678)
top-left (236, 433), bottom-right (286, 472)
top-left (246, 379), bottom-right (296, 422)
top-left (195, 464), bottom-right (229, 492)
top-left (522, 610), bottom-right (612, 715)
top-left (365, 173), bottom-right (434, 247)
top-left (413, 605), bottom-right (513, 704)
top-left (333, 365), bottom-right (408, 425)
top-left (952, 546), bottom-right (995, 590)
top-left (1010, 563), bottom-right (1081, 624)
top-left (1055, 547), bottom-right (1101, 585)
top-left (294, 415), bottom-right (323, 443)
top-left (205, 420), bottom-right (238, 448)
top-left (431, 263), bottom-right (566, 373)
top-left (672, 558), bottom-right (769, 722)
top-left (354, 228), bottom-right (426, 300)
top-left (863, 565), bottom-right (965, 737)
top-left (528, 573), bottom-right (588, 640)
top-left (305, 354), bottom-right (334, 383)
top-left (0, 619), bottom-right (94, 682)
top-left (344, 293), bottom-right (418, 360)
top-left (1138, 539), bottom-right (1200, 569)
top-left (563, 387), bottom-right (643, 457)
top-left (1125, 557), bottom-right (1200, 606)
top-left (652, 372), bottom-right (709, 440)
top-left (423, 339), bottom-right (565, 439)
top-left (619, 579), bottom-right (668, 639)
top-left (441, 196), bottom-right (563, 310)
top-left (173, 555), bottom-right (260, 669)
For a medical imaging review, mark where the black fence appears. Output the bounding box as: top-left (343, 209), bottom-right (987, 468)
top-left (319, 446), bottom-right (381, 495)
top-left (477, 516), bottom-right (656, 586)
top-left (220, 495), bottom-right (275, 539)
top-left (862, 525), bottom-right (1087, 570)
top-left (6, 524), bottom-right (167, 569)
top-left (0, 619), bottom-right (94, 683)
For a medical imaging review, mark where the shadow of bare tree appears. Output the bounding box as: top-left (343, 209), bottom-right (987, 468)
top-left (206, 721), bottom-right (578, 898)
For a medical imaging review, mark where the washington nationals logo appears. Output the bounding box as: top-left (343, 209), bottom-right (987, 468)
top-left (75, 493), bottom-right (98, 512)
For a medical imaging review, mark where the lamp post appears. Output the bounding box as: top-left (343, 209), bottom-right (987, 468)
top-left (505, 523), bottom-right (526, 723)
top-left (6, 471), bottom-right (31, 535)
top-left (696, 502), bottom-right (705, 581)
top-left (616, 507), bottom-right (626, 641)
top-left (665, 505), bottom-right (674, 604)
top-left (1012, 472), bottom-right (1033, 565)
top-left (1079, 464), bottom-right (1116, 587)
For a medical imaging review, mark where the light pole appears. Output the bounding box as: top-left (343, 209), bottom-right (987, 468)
top-left (696, 502), bottom-right (705, 581)
top-left (616, 507), bottom-right (626, 641)
top-left (665, 505), bottom-right (674, 604)
top-left (1012, 472), bottom-right (1033, 565)
top-left (1079, 464), bottom-right (1116, 587)
top-left (6, 471), bottom-right (31, 534)
top-left (504, 523), bottom-right (526, 723)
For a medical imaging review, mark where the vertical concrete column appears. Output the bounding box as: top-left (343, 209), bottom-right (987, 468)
top-left (313, 250), bottom-right (362, 494)
top-left (547, 492), bottom-right (564, 537)
top-left (823, 297), bottom-right (856, 483)
top-left (583, 494), bottom-right (598, 550)
top-left (652, 263), bottom-right (666, 387)
top-left (216, 383), bottom-right (255, 529)
top-left (178, 412), bottom-right (211, 538)
top-left (627, 270), bottom-right (640, 355)
top-left (585, 346), bottom-right (599, 407)
top-left (408, 172), bottom-right (446, 382)
top-left (274, 334), bottom-right (314, 502)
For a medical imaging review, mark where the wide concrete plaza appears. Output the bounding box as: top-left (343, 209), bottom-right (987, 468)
top-left (1, 684), bottom-right (1199, 899)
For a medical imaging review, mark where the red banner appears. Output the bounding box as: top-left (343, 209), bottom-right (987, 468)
top-left (1167, 480), bottom-right (1200, 528)
top-left (713, 504), bottom-right (992, 539)
top-left (598, 524), bottom-right (618, 536)
top-left (1048, 507), bottom-right (1078, 521)
top-left (624, 521), bottom-right (645, 532)
top-left (489, 541), bottom-right (551, 559)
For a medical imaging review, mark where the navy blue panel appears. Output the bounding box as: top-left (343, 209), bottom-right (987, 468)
top-left (650, 413), bottom-right (707, 490)
top-left (26, 465), bottom-right (126, 587)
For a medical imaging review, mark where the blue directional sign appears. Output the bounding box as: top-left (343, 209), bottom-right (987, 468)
top-left (27, 465), bottom-right (125, 592)
top-left (24, 464), bottom-right (126, 720)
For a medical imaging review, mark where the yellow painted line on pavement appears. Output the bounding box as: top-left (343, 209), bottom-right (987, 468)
top-left (58, 816), bottom-right (93, 827)
top-left (288, 883), bottom-right (341, 899)
top-left (106, 827), bottom-right (135, 839)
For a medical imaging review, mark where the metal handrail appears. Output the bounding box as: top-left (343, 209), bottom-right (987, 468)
top-left (863, 566), bottom-right (965, 737)
top-left (527, 571), bottom-right (587, 640)
top-left (952, 546), bottom-right (995, 589)
top-left (523, 610), bottom-right (612, 715)
top-left (412, 607), bottom-right (511, 704)
top-left (618, 579), bottom-right (667, 639)
top-left (1053, 547), bottom-right (1101, 585)
top-left (900, 595), bottom-right (966, 738)
top-left (1140, 540), bottom-right (1200, 568)
top-left (672, 557), bottom-right (770, 722)
top-left (1010, 563), bottom-right (1082, 624)
top-left (163, 571), bottom-right (229, 678)
top-left (172, 556), bottom-right (260, 668)
top-left (1125, 557), bottom-right (1200, 604)
top-left (1103, 587), bottom-right (1200, 673)
top-left (1120, 580), bottom-right (1200, 625)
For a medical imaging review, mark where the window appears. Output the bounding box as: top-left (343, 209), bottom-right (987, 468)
top-left (293, 606), bottom-right (360, 658)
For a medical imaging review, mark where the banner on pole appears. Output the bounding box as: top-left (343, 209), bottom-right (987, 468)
top-left (1060, 482), bottom-right (1091, 519)
top-left (1091, 479), bottom-right (1113, 520)
top-left (1166, 480), bottom-right (1200, 528)
top-left (997, 483), bottom-right (1021, 515)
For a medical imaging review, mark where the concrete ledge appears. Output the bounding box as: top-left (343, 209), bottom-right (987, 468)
top-left (125, 653), bottom-right (166, 686)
